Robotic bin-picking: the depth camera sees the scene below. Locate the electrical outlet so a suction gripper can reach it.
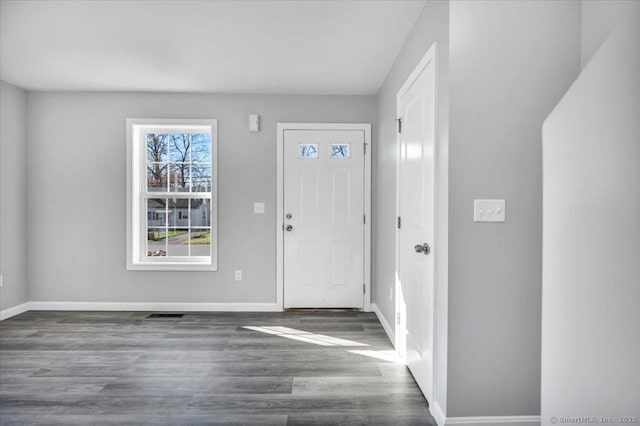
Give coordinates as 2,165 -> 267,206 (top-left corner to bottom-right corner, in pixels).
0,274 -> 3,288
235,270 -> 242,281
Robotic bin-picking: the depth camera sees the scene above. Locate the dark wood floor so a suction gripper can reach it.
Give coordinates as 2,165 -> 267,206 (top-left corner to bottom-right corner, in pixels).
0,311 -> 435,425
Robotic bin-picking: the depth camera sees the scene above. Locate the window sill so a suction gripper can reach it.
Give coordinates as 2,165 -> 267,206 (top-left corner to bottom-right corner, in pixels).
127,262 -> 217,272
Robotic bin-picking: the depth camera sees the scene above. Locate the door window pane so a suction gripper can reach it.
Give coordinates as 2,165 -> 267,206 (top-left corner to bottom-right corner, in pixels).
331,144 -> 350,158
299,144 -> 318,158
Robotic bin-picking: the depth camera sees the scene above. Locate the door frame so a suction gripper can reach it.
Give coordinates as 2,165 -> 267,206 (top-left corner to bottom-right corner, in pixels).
276,123 -> 372,311
394,43 -> 438,394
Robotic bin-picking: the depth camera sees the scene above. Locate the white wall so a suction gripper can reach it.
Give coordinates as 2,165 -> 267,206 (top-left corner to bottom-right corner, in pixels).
0,81 -> 29,312
581,0 -> 640,69
373,0 -> 449,414
26,92 -> 376,304
542,11 -> 640,424
447,0 -> 581,417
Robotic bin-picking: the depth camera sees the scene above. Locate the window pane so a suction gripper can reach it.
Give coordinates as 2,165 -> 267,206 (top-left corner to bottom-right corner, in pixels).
331,144 -> 350,158
192,134 -> 212,163
190,228 -> 211,257
147,198 -> 167,227
169,134 -> 191,163
192,165 -> 212,192
190,199 -> 211,227
299,144 -> 318,158
167,228 -> 190,257
146,228 -> 167,257
147,134 -> 168,162
168,198 -> 189,227
147,163 -> 168,192
169,164 -> 190,192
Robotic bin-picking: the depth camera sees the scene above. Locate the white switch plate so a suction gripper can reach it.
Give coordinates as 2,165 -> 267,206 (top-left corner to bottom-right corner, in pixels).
249,114 -> 260,132
253,202 -> 265,214
474,199 -> 506,222
0,274 -> 3,287
235,270 -> 242,281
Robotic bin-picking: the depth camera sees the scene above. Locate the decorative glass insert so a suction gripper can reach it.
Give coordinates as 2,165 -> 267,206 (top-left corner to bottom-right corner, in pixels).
331,144 -> 350,158
299,144 -> 318,158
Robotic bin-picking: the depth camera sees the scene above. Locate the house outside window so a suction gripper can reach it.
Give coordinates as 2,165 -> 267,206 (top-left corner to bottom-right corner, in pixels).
126,118 -> 217,271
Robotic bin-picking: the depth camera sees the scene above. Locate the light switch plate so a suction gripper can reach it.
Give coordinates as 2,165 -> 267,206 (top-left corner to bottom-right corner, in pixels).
474,199 -> 506,222
249,114 -> 260,132
235,270 -> 242,281
254,202 -> 265,214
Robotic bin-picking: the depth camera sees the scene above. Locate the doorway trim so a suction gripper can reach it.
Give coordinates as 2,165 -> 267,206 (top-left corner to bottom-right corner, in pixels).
276,123 -> 372,311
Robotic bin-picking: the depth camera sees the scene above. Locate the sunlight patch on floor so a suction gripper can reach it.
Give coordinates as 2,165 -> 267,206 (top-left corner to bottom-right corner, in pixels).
243,326 -> 369,347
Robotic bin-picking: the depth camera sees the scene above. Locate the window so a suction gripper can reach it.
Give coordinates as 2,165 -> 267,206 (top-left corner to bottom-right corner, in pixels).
127,119 -> 217,270
299,143 -> 318,158
330,143 -> 350,158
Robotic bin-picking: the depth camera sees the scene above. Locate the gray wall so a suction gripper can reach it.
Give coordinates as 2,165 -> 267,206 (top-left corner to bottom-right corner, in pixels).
0,81 -> 29,312
581,0 -> 640,69
373,0 -> 450,413
542,12 -> 640,424
26,92 -> 376,303
447,0 -> 581,417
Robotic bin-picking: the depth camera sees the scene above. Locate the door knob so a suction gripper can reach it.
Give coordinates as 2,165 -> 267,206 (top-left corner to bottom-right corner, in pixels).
414,243 -> 430,255
286,225 -> 293,232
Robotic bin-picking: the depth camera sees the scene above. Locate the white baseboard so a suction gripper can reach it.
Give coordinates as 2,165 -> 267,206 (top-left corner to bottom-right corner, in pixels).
0,302 -> 30,321
431,400 -> 446,426
25,301 -> 281,312
445,416 -> 540,426
371,303 -> 395,344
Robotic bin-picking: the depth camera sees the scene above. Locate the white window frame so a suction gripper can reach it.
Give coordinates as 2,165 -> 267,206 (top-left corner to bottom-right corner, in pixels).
126,118 -> 218,271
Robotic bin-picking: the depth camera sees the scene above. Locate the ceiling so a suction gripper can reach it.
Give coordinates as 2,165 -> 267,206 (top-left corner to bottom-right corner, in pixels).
0,0 -> 426,95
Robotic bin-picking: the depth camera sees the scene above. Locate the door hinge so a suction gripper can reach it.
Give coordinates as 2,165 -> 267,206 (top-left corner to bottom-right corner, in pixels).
397,216 -> 401,229
363,284 -> 366,294
363,214 -> 366,224
364,142 -> 367,155
396,312 -> 401,325
396,118 -> 402,133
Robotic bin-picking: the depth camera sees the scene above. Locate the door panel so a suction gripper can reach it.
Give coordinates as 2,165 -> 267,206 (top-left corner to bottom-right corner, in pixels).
397,46 -> 436,401
284,130 -> 365,308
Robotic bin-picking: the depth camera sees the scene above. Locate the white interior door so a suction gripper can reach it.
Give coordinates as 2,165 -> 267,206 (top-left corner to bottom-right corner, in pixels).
396,45 -> 436,401
283,129 -> 365,308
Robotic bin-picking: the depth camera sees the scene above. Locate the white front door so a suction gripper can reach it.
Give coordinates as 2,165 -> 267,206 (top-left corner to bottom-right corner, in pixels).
396,44 -> 437,401
283,128 -> 366,309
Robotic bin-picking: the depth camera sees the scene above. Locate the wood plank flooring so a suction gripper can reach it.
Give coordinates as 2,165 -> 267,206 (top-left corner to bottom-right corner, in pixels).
0,311 -> 435,425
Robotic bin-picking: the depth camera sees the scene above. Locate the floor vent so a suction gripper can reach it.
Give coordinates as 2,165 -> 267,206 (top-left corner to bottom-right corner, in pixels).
146,313 -> 185,319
